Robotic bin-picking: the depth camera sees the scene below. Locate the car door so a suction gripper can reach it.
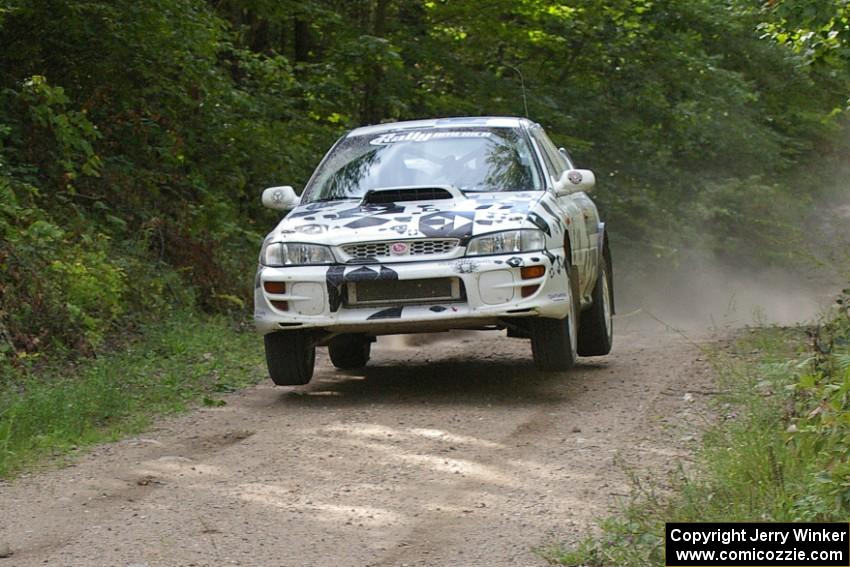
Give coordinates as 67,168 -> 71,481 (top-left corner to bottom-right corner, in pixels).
528,126 -> 597,299
548,139 -> 601,298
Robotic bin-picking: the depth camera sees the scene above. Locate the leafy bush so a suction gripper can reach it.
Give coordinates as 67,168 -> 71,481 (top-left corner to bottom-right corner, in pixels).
48,237 -> 126,347
0,179 -> 124,358
14,75 -> 102,180
786,287 -> 850,519
691,177 -> 807,264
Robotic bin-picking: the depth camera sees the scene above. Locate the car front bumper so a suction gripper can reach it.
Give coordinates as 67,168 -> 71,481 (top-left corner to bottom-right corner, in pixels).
254,249 -> 570,336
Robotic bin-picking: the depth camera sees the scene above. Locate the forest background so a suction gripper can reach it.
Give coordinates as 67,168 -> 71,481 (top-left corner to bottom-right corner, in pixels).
1,0 -> 848,369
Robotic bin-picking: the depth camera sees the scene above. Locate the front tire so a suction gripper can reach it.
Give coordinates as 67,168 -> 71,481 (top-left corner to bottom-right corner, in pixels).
328,334 -> 371,369
530,267 -> 579,371
264,331 -> 315,386
577,253 -> 614,357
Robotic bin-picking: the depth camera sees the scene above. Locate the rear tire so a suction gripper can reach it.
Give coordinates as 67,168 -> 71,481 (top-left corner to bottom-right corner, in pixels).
531,266 -> 579,371
264,331 -> 315,386
328,334 -> 371,369
577,253 -> 614,357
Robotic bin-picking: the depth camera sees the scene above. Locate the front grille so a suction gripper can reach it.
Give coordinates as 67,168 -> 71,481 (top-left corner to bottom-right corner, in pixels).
346,277 -> 463,306
341,239 -> 459,261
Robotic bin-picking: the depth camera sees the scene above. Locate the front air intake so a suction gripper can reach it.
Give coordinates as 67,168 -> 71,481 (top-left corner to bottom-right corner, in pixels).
362,187 -> 455,204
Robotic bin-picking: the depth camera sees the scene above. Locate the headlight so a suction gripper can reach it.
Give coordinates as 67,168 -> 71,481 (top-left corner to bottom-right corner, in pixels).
466,229 -> 545,256
260,242 -> 335,266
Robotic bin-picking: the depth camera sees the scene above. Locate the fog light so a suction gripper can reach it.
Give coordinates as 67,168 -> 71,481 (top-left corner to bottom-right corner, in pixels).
521,285 -> 539,298
270,300 -> 289,311
520,265 -> 545,279
264,281 -> 286,294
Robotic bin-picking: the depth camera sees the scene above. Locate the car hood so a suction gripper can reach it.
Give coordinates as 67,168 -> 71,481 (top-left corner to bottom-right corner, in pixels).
271,191 -> 547,246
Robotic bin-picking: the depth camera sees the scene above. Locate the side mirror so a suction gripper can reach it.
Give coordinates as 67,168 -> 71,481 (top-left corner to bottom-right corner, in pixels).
261,186 -> 300,211
554,169 -> 595,195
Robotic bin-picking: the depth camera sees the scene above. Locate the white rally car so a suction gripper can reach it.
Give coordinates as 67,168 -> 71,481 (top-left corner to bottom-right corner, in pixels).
254,117 -> 613,385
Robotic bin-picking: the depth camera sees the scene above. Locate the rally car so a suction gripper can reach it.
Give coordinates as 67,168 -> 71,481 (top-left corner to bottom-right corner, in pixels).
254,117 -> 613,385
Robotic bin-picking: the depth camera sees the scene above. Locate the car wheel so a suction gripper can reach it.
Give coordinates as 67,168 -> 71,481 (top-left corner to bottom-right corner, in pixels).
264,331 -> 315,386
577,252 -> 614,356
328,334 -> 371,369
530,266 -> 579,371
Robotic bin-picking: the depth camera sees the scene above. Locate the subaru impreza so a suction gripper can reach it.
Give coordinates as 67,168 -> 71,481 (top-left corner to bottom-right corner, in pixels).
254,117 -> 613,385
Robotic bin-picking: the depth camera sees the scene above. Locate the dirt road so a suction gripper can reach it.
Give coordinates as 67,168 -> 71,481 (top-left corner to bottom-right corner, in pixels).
0,323 -> 714,566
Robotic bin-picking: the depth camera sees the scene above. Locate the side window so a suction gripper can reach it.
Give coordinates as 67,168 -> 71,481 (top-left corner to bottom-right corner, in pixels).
559,147 -> 575,169
529,127 -> 560,184
539,131 -> 570,174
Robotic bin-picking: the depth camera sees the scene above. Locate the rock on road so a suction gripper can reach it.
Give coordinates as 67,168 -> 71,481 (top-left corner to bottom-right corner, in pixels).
0,324 -> 713,566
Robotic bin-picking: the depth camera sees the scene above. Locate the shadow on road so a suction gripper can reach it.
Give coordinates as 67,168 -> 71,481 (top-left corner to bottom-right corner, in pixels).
274,353 -> 610,408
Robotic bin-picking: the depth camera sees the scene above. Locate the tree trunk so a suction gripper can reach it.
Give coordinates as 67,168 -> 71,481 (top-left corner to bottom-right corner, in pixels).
294,18 -> 310,62
361,0 -> 390,125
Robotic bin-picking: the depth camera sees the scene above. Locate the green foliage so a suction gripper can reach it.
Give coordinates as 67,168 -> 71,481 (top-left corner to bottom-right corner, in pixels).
691,177 -> 806,264
758,1 -> 850,69
0,177 -> 125,357
11,75 -> 102,181
785,288 -> 850,519
543,291 -> 850,566
48,238 -> 125,347
0,311 -> 263,477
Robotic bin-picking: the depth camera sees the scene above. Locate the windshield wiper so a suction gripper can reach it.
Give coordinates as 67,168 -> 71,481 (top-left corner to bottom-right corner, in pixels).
309,196 -> 359,203
463,188 -> 532,193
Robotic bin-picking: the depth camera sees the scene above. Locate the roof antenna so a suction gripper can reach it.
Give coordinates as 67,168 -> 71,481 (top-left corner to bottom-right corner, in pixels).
502,64 -> 529,118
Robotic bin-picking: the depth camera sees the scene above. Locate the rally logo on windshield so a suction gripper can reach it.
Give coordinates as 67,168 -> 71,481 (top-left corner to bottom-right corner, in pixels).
370,131 -> 492,145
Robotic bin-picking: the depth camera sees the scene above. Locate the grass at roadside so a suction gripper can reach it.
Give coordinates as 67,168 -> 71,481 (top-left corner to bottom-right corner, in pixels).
542,290 -> 850,566
0,311 -> 263,478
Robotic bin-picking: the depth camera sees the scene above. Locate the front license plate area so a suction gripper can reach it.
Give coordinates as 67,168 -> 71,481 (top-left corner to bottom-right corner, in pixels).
347,278 -> 462,306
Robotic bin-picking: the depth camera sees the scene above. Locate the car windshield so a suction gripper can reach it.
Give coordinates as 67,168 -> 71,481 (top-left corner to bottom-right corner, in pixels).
301,127 -> 542,202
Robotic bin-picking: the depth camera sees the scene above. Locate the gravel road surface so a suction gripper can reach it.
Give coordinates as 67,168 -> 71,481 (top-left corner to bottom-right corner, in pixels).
0,322 -> 714,566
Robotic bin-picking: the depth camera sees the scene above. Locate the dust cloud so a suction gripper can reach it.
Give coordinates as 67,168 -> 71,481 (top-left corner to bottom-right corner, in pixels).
614,260 -> 839,332
616,184 -> 850,333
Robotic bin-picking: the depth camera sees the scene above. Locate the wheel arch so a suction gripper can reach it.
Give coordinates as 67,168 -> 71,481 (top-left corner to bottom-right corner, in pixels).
596,222 -> 614,314
563,231 -> 573,267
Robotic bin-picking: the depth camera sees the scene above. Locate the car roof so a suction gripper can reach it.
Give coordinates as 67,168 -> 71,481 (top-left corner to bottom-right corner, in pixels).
347,116 -> 535,138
